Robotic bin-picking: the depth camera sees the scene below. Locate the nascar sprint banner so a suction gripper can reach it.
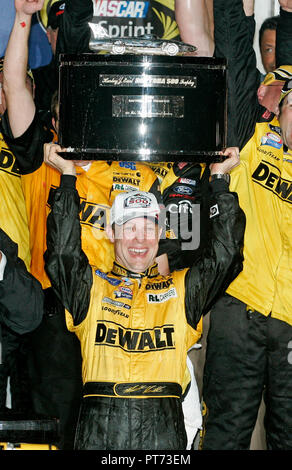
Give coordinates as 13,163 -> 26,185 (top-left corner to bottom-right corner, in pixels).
39,0 -> 179,40
92,0 -> 179,40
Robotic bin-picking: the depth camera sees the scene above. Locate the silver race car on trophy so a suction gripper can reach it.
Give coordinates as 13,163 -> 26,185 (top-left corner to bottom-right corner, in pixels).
88,23 -> 197,56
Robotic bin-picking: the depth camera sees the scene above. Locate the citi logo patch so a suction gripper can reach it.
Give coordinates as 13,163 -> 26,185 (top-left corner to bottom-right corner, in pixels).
147,287 -> 177,303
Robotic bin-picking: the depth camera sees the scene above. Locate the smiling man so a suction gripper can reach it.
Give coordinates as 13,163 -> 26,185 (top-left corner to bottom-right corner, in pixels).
44,144 -> 245,450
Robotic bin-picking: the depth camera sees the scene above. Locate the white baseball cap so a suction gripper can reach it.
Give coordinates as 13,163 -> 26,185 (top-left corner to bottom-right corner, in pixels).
110,191 -> 161,226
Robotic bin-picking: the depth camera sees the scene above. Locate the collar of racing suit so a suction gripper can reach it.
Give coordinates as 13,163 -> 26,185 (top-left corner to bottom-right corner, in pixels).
111,261 -> 159,280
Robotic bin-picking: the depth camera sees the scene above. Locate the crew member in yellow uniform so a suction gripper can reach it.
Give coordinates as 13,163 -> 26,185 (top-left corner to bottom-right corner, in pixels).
0,60 -> 32,414
201,0 -> 292,447
44,144 -> 245,450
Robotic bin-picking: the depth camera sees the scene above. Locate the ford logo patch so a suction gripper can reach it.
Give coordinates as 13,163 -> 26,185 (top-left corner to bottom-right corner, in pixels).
173,185 -> 193,195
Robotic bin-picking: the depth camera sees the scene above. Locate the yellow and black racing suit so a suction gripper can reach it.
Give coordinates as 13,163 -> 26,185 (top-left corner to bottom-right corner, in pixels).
202,0 -> 292,450
44,174 -> 245,450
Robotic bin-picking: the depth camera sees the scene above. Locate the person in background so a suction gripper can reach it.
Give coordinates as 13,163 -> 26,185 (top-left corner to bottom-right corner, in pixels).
0,228 -> 43,412
0,56 -> 33,414
259,14 -> 280,75
201,0 -> 292,450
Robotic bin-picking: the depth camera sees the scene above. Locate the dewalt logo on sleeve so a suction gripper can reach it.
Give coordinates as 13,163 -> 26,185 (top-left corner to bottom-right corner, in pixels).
252,160 -> 292,203
227,117 -> 292,326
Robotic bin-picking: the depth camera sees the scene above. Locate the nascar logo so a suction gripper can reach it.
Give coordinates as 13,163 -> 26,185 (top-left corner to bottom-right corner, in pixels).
94,1 -> 149,18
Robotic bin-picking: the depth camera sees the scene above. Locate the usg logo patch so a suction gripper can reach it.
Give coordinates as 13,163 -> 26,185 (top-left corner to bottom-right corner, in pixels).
147,287 -> 177,303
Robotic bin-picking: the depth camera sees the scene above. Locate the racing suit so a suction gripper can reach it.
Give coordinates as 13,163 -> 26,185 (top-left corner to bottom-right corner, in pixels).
0,125 -> 32,412
202,0 -> 292,450
44,174 -> 245,450
0,228 -> 43,410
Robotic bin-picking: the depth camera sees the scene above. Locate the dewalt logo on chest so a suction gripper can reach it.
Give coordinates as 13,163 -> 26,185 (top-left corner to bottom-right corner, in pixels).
252,160 -> 292,203
95,320 -> 175,352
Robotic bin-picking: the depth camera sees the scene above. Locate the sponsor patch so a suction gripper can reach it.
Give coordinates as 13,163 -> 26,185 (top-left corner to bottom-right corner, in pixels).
102,297 -> 131,310
95,269 -> 122,286
173,185 -> 193,196
261,132 -> 283,149
147,287 -> 177,303
210,204 -> 219,218
124,192 -> 152,209
119,161 -> 137,170
114,286 -> 133,299
112,183 -> 137,192
178,177 -> 197,186
95,320 -> 175,351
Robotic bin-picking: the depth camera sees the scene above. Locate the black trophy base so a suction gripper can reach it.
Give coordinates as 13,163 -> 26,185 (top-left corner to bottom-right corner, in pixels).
59,54 -> 227,162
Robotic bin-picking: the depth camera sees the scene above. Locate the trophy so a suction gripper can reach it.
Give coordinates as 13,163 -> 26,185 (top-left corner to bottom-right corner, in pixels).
58,24 -> 227,162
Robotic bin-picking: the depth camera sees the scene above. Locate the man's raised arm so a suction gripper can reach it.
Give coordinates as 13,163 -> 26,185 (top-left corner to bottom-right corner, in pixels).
175,0 -> 214,56
3,0 -> 44,138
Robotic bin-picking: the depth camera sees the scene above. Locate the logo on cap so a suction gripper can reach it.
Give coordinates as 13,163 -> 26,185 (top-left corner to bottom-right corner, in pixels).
124,193 -> 152,209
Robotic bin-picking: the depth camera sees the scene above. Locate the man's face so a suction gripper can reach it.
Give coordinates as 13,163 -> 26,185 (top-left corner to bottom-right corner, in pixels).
260,28 -> 276,73
111,217 -> 161,273
278,93 -> 292,150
